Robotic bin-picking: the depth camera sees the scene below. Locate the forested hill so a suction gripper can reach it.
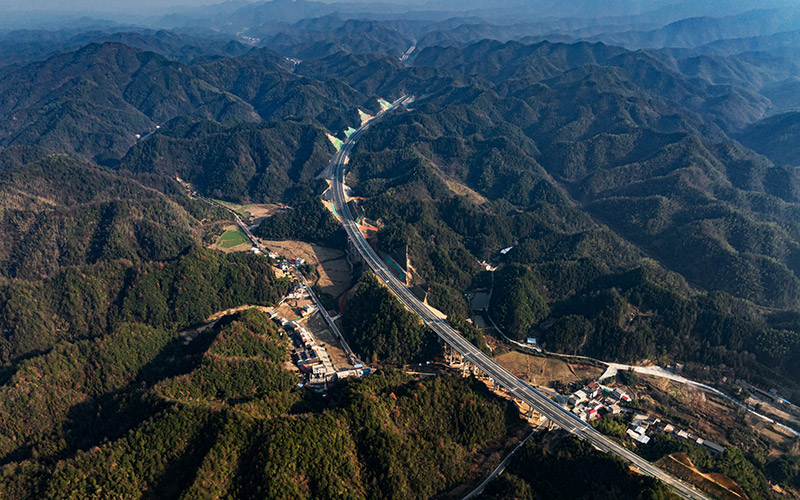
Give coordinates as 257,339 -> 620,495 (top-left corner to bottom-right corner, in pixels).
0,308 -> 526,500
338,37 -> 800,395
0,148 -> 293,363
0,147 -> 199,279
1,1 -> 800,497
0,41 -> 376,162
118,119 -> 335,203
0,23 -> 799,388
738,111 -> 800,167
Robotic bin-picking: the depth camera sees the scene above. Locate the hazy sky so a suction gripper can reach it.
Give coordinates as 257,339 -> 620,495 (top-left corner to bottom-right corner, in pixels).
0,0 -> 387,13
1,0 -> 227,13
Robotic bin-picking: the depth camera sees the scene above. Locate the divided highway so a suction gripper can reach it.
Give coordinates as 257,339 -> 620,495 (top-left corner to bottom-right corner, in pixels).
326,97 -> 711,500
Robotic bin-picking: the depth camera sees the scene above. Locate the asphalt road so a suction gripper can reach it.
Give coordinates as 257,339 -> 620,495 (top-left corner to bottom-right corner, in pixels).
327,96 -> 711,500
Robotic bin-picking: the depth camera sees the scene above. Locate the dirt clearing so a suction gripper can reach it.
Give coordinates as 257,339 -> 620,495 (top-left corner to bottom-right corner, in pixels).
262,239 -> 352,299
240,203 -> 283,224
643,377 -> 749,445
302,313 -> 351,370
493,351 -> 603,388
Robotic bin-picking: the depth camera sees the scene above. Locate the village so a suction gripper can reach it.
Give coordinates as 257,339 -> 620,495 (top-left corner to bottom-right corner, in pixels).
258,254 -> 372,389
268,282 -> 371,389
558,380 -> 725,456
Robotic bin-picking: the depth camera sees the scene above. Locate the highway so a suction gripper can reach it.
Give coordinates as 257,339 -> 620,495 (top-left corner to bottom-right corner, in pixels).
326,96 -> 711,500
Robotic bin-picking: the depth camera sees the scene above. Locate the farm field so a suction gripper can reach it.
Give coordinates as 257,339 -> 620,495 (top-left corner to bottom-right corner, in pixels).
213,200 -> 284,224
215,227 -> 249,249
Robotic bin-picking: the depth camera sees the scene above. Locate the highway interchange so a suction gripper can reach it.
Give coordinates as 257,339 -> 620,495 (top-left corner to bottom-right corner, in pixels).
325,97 -> 711,500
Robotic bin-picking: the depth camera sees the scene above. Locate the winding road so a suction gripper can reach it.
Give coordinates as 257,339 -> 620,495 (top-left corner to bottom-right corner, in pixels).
325,95 -> 711,500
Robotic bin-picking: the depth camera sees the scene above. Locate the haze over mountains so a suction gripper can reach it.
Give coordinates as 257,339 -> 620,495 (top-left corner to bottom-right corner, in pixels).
2,1 -> 800,499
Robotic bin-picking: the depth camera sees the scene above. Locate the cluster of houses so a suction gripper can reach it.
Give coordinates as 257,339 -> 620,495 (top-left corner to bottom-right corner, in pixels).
285,320 -> 337,386
271,312 -> 370,388
556,382 -> 630,421
556,381 -> 725,456
278,257 -> 306,271
286,284 -> 305,301
626,414 -> 725,455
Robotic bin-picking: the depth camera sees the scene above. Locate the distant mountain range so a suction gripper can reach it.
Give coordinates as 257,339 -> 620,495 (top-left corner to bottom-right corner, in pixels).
0,41 -> 374,162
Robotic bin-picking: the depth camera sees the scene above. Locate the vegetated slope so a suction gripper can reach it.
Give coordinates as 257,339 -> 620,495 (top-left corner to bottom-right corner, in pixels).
188,55 -> 377,133
0,146 -> 291,363
262,18 -> 414,60
344,39 -> 800,394
342,272 -> 443,365
0,14 -> 798,500
296,51 -> 462,101
0,308 -> 524,500
737,111 -> 800,166
0,43 -> 260,162
409,39 -> 800,311
0,140 -> 524,500
665,52 -> 800,98
255,197 -> 344,246
0,235 -> 289,367
0,41 -> 378,163
761,77 -> 800,113
481,431 -> 674,499
588,8 -> 800,50
550,132 -> 800,309
0,147 -> 199,279
414,40 -> 771,135
689,29 -> 800,59
0,28 -> 263,69
118,119 -> 335,203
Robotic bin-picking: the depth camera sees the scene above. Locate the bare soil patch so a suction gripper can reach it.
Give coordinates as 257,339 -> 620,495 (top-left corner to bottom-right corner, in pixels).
241,203 -> 282,224
275,297 -> 314,322
435,171 -> 488,205
206,305 -> 272,322
262,239 -> 352,299
643,377 -> 744,445
493,351 -> 603,388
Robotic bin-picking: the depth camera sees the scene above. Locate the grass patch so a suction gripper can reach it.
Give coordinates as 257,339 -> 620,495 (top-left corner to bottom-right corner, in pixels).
217,230 -> 249,248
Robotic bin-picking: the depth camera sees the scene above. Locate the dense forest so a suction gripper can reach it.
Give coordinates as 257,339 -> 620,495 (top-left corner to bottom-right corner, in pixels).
481,432 -> 675,500
118,119 -> 335,204
351,129 -> 800,395
0,309 -> 526,500
342,273 -> 442,364
0,42 -> 377,163
333,40 -> 800,396
256,197 -> 345,246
